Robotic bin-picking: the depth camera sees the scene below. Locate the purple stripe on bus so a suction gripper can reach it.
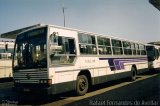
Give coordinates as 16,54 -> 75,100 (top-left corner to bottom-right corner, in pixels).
99,57 -> 147,71
114,59 -> 147,70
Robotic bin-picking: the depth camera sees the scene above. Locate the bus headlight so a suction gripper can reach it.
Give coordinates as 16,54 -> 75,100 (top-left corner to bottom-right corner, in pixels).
39,79 -> 52,85
14,79 -> 20,83
48,79 -> 52,85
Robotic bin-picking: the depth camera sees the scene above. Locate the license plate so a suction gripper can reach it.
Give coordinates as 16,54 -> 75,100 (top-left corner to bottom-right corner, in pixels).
23,88 -> 30,92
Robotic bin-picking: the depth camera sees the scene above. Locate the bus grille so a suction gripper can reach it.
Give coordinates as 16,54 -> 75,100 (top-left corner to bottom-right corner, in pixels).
13,68 -> 48,83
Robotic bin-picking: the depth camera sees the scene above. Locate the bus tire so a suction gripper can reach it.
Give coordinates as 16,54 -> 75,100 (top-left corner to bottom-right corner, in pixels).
76,75 -> 89,96
130,67 -> 137,81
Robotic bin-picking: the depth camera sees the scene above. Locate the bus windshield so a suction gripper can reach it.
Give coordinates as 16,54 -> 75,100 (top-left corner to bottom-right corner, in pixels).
13,27 -> 47,69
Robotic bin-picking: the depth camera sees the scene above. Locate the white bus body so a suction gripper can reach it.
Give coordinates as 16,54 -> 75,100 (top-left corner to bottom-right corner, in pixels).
13,25 -> 148,95
146,44 -> 160,70
0,38 -> 14,79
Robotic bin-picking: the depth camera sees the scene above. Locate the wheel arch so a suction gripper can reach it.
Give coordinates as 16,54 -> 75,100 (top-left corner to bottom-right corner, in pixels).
132,64 -> 138,74
77,70 -> 92,87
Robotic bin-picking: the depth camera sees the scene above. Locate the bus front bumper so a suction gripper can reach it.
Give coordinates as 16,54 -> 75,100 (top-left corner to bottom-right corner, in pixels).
13,84 -> 53,95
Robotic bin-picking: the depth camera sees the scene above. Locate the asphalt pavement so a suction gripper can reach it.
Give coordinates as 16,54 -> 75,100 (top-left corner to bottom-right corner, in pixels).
0,71 -> 159,106
66,72 -> 160,106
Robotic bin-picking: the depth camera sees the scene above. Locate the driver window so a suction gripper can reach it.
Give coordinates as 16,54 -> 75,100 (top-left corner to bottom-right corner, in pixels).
50,34 -> 76,65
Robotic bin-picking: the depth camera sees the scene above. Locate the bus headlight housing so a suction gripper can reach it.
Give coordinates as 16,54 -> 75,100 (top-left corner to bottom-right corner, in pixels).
39,79 -> 52,85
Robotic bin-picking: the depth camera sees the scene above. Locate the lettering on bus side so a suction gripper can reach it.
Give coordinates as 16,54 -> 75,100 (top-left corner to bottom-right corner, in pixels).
84,59 -> 96,63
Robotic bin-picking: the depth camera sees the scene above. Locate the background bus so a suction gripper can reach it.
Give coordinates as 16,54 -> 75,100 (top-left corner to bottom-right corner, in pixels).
0,38 -> 14,79
146,44 -> 160,71
12,25 -> 148,96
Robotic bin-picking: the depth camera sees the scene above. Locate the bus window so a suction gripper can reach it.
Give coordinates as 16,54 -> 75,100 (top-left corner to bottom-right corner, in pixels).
135,44 -> 140,55
141,50 -> 146,55
97,37 -> 111,55
131,43 -> 136,55
78,33 -> 97,55
50,36 -> 76,65
123,41 -> 132,55
139,45 -> 146,55
111,39 -> 123,55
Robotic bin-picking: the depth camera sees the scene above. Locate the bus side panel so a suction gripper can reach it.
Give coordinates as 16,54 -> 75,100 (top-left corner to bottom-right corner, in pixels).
153,59 -> 160,69
136,61 -> 148,74
93,58 -> 113,85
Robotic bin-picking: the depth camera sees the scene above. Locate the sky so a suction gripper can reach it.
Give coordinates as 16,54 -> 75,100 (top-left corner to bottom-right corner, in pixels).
0,0 -> 160,43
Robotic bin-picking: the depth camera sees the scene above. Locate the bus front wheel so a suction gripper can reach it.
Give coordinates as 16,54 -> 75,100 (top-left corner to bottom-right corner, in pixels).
76,75 -> 89,96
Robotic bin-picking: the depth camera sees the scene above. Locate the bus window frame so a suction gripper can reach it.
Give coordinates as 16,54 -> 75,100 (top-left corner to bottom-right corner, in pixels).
97,36 -> 112,55
49,34 -> 77,66
78,33 -> 97,55
111,39 -> 123,55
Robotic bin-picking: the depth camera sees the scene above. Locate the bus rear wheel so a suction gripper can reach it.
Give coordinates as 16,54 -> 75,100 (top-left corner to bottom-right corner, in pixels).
76,75 -> 89,96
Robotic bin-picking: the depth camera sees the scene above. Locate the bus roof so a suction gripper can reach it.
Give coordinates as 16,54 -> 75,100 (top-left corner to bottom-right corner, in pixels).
50,24 -> 148,45
16,24 -> 146,45
1,24 -> 43,39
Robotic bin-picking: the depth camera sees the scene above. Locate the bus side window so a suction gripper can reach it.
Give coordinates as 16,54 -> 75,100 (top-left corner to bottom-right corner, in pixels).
139,45 -> 146,55
135,44 -> 140,55
97,37 -> 111,55
111,39 -> 123,55
78,33 -> 97,55
123,41 -> 132,55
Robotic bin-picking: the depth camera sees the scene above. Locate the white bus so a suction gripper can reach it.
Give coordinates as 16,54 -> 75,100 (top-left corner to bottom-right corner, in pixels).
0,38 -> 14,79
12,25 -> 148,96
146,44 -> 160,71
